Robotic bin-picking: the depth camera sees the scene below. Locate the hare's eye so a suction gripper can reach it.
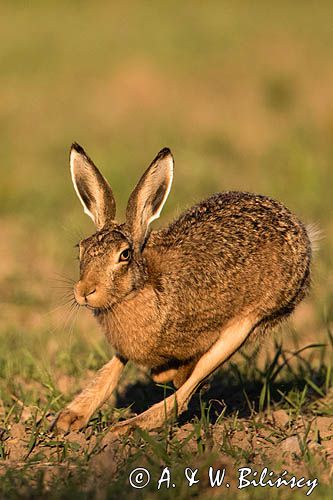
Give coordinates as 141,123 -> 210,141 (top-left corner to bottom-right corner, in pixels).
119,248 -> 131,262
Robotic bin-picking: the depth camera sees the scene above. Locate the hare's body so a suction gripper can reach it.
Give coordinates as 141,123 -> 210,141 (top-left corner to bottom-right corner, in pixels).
98,191 -> 310,374
54,144 -> 312,433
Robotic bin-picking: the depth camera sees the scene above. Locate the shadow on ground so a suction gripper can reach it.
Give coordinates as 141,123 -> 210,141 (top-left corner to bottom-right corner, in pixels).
114,358 -> 327,425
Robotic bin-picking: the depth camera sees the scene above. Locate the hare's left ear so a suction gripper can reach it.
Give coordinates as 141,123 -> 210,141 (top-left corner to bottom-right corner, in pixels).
70,143 -> 116,229
126,147 -> 173,251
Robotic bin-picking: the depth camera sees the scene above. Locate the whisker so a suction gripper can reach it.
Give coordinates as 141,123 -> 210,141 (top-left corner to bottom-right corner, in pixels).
50,287 -> 74,297
45,300 -> 77,337
52,273 -> 76,284
50,282 -> 75,291
50,283 -> 73,289
44,296 -> 77,317
67,304 -> 80,339
60,301 -> 80,336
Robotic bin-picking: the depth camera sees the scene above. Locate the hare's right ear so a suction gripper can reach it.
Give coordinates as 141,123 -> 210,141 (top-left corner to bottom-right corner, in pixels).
126,147 -> 173,251
70,143 -> 116,230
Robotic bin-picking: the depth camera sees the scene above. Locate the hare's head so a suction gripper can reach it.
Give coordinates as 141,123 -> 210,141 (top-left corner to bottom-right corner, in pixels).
70,143 -> 173,310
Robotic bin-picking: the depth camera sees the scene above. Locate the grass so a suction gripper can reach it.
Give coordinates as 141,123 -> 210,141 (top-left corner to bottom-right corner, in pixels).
0,1 -> 333,498
0,331 -> 331,498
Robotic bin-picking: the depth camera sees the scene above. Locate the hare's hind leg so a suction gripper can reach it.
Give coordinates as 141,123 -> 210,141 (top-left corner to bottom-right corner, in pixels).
54,355 -> 127,432
110,315 -> 257,434
173,360 -> 197,388
151,366 -> 178,384
151,359 -> 197,388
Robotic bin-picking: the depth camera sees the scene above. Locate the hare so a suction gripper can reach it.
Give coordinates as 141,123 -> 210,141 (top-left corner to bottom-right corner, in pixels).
55,143 -> 312,433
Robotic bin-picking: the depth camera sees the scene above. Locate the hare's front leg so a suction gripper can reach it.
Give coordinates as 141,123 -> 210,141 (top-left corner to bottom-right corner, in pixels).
55,354 -> 127,432
109,315 -> 256,435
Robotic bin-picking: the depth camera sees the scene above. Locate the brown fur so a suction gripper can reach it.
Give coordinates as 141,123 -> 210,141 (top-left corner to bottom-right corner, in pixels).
54,144 -> 312,433
96,192 -> 311,369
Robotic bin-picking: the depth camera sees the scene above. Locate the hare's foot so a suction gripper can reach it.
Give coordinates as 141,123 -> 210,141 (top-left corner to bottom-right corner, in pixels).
54,407 -> 89,432
52,355 -> 127,433
110,392 -> 184,436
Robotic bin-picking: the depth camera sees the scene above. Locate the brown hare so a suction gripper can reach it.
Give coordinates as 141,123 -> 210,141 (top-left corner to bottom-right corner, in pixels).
55,143 -> 312,433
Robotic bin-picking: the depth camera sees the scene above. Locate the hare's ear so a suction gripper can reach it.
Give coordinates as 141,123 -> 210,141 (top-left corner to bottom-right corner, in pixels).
126,147 -> 173,250
70,143 -> 116,229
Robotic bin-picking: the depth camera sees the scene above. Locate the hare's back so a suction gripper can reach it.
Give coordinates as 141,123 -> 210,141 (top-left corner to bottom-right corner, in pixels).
153,191 -> 309,254
148,191 -> 311,304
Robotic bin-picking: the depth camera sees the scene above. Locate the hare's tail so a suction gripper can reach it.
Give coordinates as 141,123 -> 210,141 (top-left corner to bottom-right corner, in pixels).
306,223 -> 323,253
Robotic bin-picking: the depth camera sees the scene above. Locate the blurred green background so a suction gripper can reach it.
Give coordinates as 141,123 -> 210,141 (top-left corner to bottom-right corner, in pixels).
0,1 -> 332,402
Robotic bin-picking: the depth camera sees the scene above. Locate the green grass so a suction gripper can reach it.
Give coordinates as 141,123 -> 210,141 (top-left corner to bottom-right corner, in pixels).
0,1 -> 333,498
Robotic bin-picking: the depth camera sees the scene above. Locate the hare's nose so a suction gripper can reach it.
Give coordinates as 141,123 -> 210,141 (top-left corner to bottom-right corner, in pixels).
74,282 -> 97,305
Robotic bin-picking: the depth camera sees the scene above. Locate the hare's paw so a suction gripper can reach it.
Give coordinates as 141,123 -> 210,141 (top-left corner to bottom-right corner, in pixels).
110,395 -> 181,436
53,408 -> 88,433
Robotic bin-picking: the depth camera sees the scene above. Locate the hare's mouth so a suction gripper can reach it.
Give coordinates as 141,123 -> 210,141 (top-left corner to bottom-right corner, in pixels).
90,304 -> 111,311
85,304 -> 97,311
74,281 -> 112,309
80,302 -> 112,313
